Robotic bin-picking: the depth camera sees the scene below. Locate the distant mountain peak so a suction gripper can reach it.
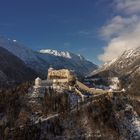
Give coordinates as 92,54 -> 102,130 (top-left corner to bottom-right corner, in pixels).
0,36 -> 97,77
90,46 -> 140,78
39,49 -> 72,59
39,49 -> 87,61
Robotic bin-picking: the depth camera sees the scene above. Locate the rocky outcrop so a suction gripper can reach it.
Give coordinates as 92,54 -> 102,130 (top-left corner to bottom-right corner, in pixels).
6,90 -> 140,140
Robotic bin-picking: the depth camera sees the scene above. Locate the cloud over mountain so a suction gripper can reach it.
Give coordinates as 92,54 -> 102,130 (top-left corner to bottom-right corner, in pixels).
98,0 -> 140,62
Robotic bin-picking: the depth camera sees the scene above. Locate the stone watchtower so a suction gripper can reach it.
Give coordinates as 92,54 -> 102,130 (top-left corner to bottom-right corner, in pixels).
35,77 -> 42,87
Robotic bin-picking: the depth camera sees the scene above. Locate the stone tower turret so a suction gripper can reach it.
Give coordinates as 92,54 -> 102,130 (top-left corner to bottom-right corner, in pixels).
35,77 -> 42,87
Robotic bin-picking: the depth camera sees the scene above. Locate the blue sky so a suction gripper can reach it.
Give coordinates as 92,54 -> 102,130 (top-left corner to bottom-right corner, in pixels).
1,0 -> 138,65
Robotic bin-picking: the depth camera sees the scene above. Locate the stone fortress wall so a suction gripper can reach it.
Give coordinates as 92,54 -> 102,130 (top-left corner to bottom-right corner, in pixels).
47,67 -> 75,82
33,67 -> 77,98
34,67 -> 76,89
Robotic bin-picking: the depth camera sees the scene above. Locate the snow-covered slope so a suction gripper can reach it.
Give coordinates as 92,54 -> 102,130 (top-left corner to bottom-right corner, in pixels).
0,36 -> 97,77
90,47 -> 140,94
90,47 -> 140,77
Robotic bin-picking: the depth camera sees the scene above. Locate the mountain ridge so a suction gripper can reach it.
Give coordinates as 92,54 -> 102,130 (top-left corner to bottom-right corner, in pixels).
0,36 -> 97,78
0,47 -> 37,87
89,46 -> 140,94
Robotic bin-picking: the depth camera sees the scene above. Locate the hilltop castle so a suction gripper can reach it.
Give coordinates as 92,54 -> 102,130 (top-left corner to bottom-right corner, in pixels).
47,67 -> 75,82
31,67 -> 93,101
34,68 -> 76,89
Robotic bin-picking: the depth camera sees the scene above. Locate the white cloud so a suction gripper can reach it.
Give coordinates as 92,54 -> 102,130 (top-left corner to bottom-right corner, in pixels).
100,15 -> 138,39
98,0 -> 140,62
99,23 -> 140,62
115,0 -> 140,14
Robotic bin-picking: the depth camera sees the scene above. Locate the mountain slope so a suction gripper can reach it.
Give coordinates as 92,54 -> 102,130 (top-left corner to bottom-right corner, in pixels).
39,49 -> 97,76
90,47 -> 140,94
0,37 -> 49,78
0,37 -> 97,77
0,47 -> 37,87
90,47 -> 140,77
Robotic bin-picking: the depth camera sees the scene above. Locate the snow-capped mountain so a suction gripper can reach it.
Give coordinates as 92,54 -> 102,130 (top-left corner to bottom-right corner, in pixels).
40,49 -> 85,61
90,47 -> 140,77
90,47 -> 140,94
39,49 -> 97,76
40,49 -> 72,59
105,47 -> 140,73
0,36 -> 97,78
